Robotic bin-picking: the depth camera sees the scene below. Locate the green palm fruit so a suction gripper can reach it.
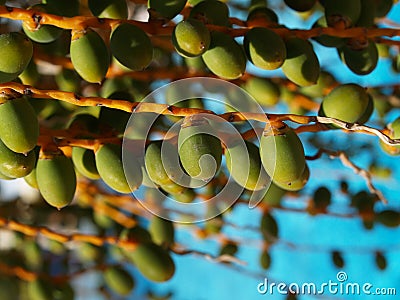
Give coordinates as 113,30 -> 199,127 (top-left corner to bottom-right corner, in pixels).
261,212 -> 278,243
350,190 -> 376,214
129,243 -> 175,282
219,242 -> 238,256
357,94 -> 374,124
67,113 -> 99,133
375,252 -> 387,270
104,266 -> 135,296
300,70 -> 336,98
260,250 -> 271,269
37,150 -> 76,209
0,96 -> 39,153
172,188 -> 196,203
202,31 -> 246,80
172,19 -> 210,58
52,282 -> 74,300
225,140 -> 269,191
77,242 -> 102,262
184,56 -> 208,72
55,69 -> 81,93
260,124 -> 306,184
95,143 -> 142,193
70,30 -> 110,83
120,225 -> 153,244
36,30 -> 71,57
339,40 -> 378,75
24,168 -> 38,188
324,0 -> 361,28
311,186 -> 331,212
27,279 -> 53,300
356,0 -> 376,27
189,0 -> 230,26
99,91 -> 132,133
319,83 -> 371,124
110,23 -> 153,71
261,182 -> 286,207
148,0 -> 187,20
380,117 -> 400,155
160,181 -> 186,195
0,139 -> 35,178
145,140 -> 181,186
247,7 -> 279,24
243,77 -> 281,106
72,147 -> 100,180
88,0 -> 128,19
244,27 -> 286,70
43,0 -> 80,17
282,38 -> 320,86
374,0 -> 393,17
312,17 -> 345,48
0,172 -> 13,180
284,0 -> 316,12
178,118 -> 222,180
273,163 -> 309,191
149,215 -> 175,247
19,58 -> 40,86
0,32 -> 33,83
22,4 -> 63,43
375,210 -> 400,227
332,250 -> 345,268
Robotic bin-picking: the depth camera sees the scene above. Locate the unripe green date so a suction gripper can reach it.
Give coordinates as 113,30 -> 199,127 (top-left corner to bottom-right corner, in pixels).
273,163 -> 309,191
339,40 -> 378,75
72,147 -> 100,180
243,77 -> 280,106
88,0 -> 128,19
27,279 -> 53,300
189,0 -> 230,26
70,30 -> 110,83
37,151 -> 76,209
244,27 -> 286,70
104,266 -> 134,296
260,125 -> 306,184
0,139 -> 36,178
148,215 -> 175,247
0,32 -> 33,83
55,69 -> 81,93
261,212 -> 278,242
202,31 -> 246,80
0,96 -> 39,153
95,143 -> 142,193
172,19 -> 210,58
324,0 -> 361,28
282,38 -> 320,86
312,17 -> 344,48
43,0 -> 80,17
284,0 -> 316,12
149,0 -> 187,20
110,23 -> 153,71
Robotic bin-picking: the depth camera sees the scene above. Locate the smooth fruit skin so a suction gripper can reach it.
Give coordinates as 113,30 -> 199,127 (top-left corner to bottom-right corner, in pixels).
104,266 -> 134,296
95,144 -> 142,193
129,243 -> 175,282
225,140 -> 269,191
260,125 -> 306,184
44,0 -> 80,17
178,120 -> 223,180
0,97 -> 39,153
189,0 -> 230,26
148,0 -> 187,20
340,40 -> 378,75
261,212 -> 278,242
320,83 -> 370,123
282,38 -> 320,86
324,0 -> 361,28
284,0 -> 316,12
37,152 -> 77,209
148,215 -> 175,247
243,77 -> 280,106
244,27 -> 286,70
0,139 -> 36,178
72,147 -> 100,180
172,19 -> 210,58
202,31 -> 246,80
273,163 -> 309,191
110,23 -> 153,71
0,32 -> 33,83
88,0 -> 128,19
70,30 -> 110,83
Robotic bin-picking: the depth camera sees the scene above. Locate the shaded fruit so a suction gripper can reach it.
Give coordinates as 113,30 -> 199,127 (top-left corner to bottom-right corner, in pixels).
24,168 -> 38,188
374,0 -> 393,17
332,250 -> 345,268
72,147 -> 100,180
243,77 -> 280,106
148,0 -> 187,20
319,83 -> 371,124
300,70 -> 336,98
129,243 -> 175,282
247,7 -> 278,25
44,0 -> 80,17
70,30 -> 110,83
380,117 -> 400,155
110,23 -> 153,71
324,0 -> 361,28
225,140 -> 269,191
260,125 -> 306,184
19,58 -> 40,86
339,40 -> 378,75
261,212 -> 278,242
202,31 -> 246,80
148,215 -> 175,247
244,27 -> 286,70
0,139 -> 36,178
284,0 -> 316,12
55,69 -> 81,93
99,91 -> 132,133
27,279 -> 53,300
219,242 -> 238,256
88,0 -> 128,19
189,0 -> 230,26
0,32 -> 33,83
260,250 -> 271,269
261,182 -> 286,207
95,143 -> 142,193
0,96 -> 39,153
104,266 -> 134,296
356,0 -> 376,27
312,186 -> 331,211
375,252 -> 387,270
312,17 -> 345,48
282,38 -> 320,86
22,4 -> 63,43
172,19 -> 210,58
37,151 -> 76,209
178,118 -> 222,180
120,225 -> 153,244
375,210 -> 400,227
